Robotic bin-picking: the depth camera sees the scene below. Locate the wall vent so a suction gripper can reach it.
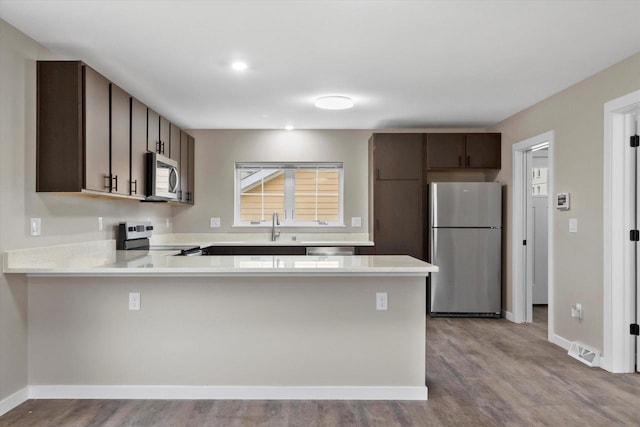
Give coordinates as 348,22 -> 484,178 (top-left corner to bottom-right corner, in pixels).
568,341 -> 600,367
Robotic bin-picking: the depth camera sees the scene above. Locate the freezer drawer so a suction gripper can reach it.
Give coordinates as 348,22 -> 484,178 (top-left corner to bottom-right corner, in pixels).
430,228 -> 501,315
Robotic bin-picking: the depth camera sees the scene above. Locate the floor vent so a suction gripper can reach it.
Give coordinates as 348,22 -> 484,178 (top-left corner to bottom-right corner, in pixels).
568,341 -> 600,367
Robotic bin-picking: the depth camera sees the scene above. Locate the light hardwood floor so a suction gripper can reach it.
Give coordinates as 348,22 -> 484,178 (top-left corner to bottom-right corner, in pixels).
2,308 -> 639,426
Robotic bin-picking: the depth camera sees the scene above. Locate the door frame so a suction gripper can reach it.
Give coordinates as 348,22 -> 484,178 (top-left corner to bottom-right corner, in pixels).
602,89 -> 640,373
511,131 -> 555,341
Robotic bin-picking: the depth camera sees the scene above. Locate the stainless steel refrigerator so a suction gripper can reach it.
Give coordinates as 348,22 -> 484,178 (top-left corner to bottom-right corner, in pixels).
429,182 -> 502,317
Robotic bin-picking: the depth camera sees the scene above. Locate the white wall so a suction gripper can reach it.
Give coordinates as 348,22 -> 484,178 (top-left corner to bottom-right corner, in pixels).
491,52 -> 640,352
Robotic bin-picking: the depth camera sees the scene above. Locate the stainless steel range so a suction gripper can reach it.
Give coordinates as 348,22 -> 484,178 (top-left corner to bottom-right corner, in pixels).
117,221 -> 202,255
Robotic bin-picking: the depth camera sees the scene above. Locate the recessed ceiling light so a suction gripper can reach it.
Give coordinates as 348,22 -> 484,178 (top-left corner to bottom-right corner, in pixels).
231,61 -> 248,71
284,125 -> 294,131
315,95 -> 354,110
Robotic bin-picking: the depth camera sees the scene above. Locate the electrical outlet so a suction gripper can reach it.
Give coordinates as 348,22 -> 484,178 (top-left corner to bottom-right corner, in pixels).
351,217 -> 362,227
571,303 -> 582,319
98,217 -> 103,231
376,292 -> 388,311
30,218 -> 41,236
129,292 -> 141,311
210,217 -> 221,228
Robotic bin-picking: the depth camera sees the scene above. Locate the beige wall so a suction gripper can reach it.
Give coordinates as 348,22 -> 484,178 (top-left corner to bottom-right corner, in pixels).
491,52 -> 640,352
0,20 -> 174,402
173,129 -> 374,235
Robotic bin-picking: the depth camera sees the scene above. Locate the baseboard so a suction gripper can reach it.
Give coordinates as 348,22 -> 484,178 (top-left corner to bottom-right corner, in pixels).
550,333 -> 572,351
29,385 -> 428,401
502,309 -> 515,322
0,387 -> 29,417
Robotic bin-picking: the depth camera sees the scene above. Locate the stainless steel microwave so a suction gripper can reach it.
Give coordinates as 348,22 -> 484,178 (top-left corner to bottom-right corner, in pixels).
146,152 -> 179,201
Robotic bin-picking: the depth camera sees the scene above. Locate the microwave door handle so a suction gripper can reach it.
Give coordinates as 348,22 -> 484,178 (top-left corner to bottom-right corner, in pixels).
170,167 -> 179,193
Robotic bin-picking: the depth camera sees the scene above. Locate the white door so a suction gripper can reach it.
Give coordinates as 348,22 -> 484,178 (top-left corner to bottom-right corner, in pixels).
525,150 -> 534,323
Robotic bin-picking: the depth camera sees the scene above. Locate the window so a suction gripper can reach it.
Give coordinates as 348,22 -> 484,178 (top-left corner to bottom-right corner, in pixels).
235,162 -> 344,226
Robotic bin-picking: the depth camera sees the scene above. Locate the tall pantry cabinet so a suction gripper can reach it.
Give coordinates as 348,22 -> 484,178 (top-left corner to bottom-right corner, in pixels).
370,133 -> 424,259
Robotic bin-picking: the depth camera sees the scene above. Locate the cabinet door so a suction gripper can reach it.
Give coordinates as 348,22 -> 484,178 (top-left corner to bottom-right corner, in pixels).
426,134 -> 466,169
83,66 -> 110,192
465,134 -> 501,168
374,180 -> 423,259
130,97 -> 147,197
109,84 -> 130,195
160,116 -> 170,156
179,131 -> 189,202
187,135 -> 195,204
147,108 -> 160,153
169,123 -> 181,162
373,133 -> 422,180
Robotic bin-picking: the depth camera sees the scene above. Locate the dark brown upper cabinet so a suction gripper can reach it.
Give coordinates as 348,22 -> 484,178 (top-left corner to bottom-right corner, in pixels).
426,133 -> 501,170
83,66 -> 111,193
37,61 -> 112,194
130,97 -> 147,198
372,133 -> 423,180
465,133 -> 501,168
160,116 -> 170,156
109,83 -> 131,196
37,60 -> 196,204
179,131 -> 189,203
169,123 -> 181,162
186,134 -> 195,205
147,108 -> 161,154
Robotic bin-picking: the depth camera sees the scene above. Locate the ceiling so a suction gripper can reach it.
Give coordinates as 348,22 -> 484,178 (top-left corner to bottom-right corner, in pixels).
1,0 -> 639,130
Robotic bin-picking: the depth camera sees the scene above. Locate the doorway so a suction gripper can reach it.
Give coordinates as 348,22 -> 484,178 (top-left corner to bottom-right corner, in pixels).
512,131 -> 555,343
603,89 -> 640,373
531,147 -> 549,333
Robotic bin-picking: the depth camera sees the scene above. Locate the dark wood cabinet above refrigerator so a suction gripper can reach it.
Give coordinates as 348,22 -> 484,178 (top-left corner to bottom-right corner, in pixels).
426,133 -> 501,170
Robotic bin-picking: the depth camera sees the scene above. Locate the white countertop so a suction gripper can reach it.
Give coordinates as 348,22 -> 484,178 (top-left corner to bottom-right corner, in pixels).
3,240 -> 437,277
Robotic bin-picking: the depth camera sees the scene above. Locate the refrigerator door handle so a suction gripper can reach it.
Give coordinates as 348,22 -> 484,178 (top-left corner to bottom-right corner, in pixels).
431,228 -> 437,263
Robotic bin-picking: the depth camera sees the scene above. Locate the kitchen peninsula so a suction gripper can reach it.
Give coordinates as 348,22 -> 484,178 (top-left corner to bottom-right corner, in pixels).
3,240 -> 437,401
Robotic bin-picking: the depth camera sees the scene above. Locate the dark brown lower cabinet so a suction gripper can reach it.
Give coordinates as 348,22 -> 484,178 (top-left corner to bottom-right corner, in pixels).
373,180 -> 423,259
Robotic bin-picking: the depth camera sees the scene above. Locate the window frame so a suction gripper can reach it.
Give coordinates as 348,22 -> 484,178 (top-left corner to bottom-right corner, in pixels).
234,162 -> 345,227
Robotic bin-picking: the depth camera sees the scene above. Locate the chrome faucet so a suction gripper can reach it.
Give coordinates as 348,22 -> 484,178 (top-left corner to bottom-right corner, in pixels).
271,211 -> 280,241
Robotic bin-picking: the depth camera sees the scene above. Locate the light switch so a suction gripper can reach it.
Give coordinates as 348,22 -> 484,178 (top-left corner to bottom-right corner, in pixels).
569,218 -> 578,233
210,217 -> 221,228
351,217 -> 362,227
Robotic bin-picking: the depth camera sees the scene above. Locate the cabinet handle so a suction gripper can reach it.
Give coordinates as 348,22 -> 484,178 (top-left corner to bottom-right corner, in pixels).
131,179 -> 137,195
156,140 -> 160,153
458,156 -> 462,167
177,190 -> 182,200
104,174 -> 111,190
466,156 -> 471,167
112,175 -> 118,192
376,168 -> 380,180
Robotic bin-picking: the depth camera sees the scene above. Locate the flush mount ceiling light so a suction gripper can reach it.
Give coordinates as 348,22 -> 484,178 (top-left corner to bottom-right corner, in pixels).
231,61 -> 248,71
314,95 -> 354,110
284,125 -> 295,131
